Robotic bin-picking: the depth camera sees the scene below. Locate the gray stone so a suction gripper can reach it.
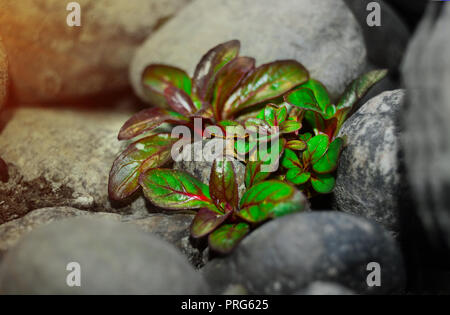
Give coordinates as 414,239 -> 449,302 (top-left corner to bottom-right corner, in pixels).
131,0 -> 367,101
344,0 -> 410,71
173,139 -> 246,198
0,0 -> 190,103
203,211 -> 405,294
0,108 -> 150,224
334,90 -> 405,233
402,4 -> 450,247
0,207 -> 203,266
0,217 -> 208,294
294,281 -> 355,295
0,39 -> 7,110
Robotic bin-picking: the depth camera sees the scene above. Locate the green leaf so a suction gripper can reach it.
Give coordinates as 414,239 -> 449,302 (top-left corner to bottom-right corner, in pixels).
285,139 -> 307,151
211,56 -> 255,121
279,120 -> 302,134
258,104 -> 288,127
299,79 -> 331,110
245,161 -> 270,188
108,133 -> 177,200
311,173 -> 336,194
210,160 -> 239,211
238,180 -> 307,223
191,208 -> 230,238
142,65 -> 192,109
286,168 -> 310,185
337,69 -> 388,110
118,108 -> 190,140
139,168 -> 216,211
281,149 -> 301,169
224,60 -> 309,118
193,40 -> 240,101
208,223 -> 250,254
303,134 -> 329,165
312,137 -> 344,174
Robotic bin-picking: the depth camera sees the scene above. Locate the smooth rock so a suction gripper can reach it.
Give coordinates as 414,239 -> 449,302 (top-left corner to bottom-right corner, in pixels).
0,39 -> 8,109
131,0 -> 367,101
402,4 -> 450,248
344,0 -> 410,71
0,207 -> 203,266
0,217 -> 207,294
0,108 -> 147,223
294,281 -> 355,295
334,90 -> 406,233
0,0 -> 190,103
173,139 -> 246,198
203,211 -> 405,294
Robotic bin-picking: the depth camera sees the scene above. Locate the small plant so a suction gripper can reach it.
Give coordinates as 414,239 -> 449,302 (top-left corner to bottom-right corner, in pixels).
109,40 -> 309,201
139,160 -> 307,253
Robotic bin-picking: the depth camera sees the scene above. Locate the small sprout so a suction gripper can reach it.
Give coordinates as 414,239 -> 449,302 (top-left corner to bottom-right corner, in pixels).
282,134 -> 344,196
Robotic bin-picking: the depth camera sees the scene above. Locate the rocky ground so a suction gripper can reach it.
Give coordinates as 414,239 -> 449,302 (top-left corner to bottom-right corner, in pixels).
0,0 -> 448,294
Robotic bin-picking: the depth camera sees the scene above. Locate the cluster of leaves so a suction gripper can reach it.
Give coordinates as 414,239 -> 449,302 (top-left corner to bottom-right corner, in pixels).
108,39 -> 387,253
109,40 -> 309,201
0,157 -> 8,183
139,160 -> 307,253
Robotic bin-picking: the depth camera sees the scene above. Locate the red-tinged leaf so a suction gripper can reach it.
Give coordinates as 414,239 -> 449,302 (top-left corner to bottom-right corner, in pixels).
286,168 -> 310,185
224,60 -> 309,118
108,133 -> 177,200
191,208 -> 231,238
299,79 -> 331,111
245,161 -> 270,188
210,160 -> 239,211
257,104 -> 288,127
337,69 -> 388,111
208,223 -> 250,254
193,40 -> 241,101
211,56 -> 255,121
118,107 -> 190,140
164,85 -> 197,116
285,139 -> 307,151
139,168 -> 217,211
142,65 -> 192,108
303,134 -> 330,165
312,137 -> 344,174
238,180 -> 307,223
311,173 -> 336,194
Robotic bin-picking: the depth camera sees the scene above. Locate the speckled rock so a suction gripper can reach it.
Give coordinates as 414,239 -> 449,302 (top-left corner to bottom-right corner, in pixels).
131,0 -> 367,102
0,0 -> 190,103
402,4 -> 450,247
0,217 -> 208,294
334,90 -> 406,233
0,108 -> 148,224
0,39 -> 8,110
0,207 -> 203,266
294,281 -> 355,295
173,139 -> 246,198
203,211 -> 405,294
344,0 -> 410,71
